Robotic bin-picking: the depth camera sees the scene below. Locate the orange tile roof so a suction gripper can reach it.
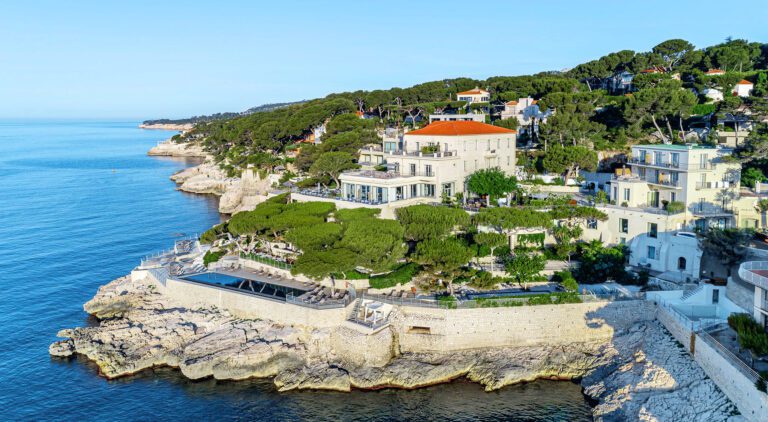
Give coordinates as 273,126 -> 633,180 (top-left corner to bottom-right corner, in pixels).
457,88 -> 489,95
505,100 -> 518,106
407,121 -> 516,136
737,79 -> 753,85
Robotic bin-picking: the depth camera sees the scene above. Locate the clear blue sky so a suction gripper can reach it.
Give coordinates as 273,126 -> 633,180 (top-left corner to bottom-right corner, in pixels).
1,0 -> 766,119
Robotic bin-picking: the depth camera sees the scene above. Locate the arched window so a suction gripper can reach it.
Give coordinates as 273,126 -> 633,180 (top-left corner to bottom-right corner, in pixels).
678,257 -> 687,271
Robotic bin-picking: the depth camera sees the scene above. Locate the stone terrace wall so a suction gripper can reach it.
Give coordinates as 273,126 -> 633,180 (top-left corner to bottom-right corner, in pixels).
694,336 -> 768,421
162,277 -> 349,328
655,304 -> 693,351
394,300 -> 656,353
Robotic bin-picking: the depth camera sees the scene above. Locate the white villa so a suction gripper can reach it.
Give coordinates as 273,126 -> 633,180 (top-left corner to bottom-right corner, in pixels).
584,144 -> 742,280
733,79 -> 754,97
500,97 -> 550,134
293,121 -> 516,218
456,87 -> 490,104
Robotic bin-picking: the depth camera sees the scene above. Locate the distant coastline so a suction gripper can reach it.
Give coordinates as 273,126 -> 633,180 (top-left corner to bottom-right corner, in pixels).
138,123 -> 193,131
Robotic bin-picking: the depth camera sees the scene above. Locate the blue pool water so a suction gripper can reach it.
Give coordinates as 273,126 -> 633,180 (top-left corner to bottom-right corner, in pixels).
0,120 -> 593,421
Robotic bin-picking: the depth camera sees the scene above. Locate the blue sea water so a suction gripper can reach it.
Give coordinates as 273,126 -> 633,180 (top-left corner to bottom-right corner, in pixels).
0,120 -> 593,421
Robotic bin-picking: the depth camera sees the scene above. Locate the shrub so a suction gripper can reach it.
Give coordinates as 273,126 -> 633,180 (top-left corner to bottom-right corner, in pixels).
438,295 -> 457,309
369,263 -> 420,289
203,250 -> 225,267
665,201 -> 685,214
728,313 -> 768,356
554,270 -> 579,292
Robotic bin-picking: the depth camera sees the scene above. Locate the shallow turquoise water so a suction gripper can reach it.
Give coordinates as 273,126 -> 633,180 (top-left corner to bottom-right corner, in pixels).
0,120 -> 592,421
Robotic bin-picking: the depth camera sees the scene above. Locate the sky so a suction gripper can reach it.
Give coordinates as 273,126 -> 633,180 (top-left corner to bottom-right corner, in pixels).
1,0 -> 767,119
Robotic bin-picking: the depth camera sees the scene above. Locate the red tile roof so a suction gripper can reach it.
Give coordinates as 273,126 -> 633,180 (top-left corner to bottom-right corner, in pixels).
457,88 -> 489,95
737,79 -> 753,85
407,121 -> 516,136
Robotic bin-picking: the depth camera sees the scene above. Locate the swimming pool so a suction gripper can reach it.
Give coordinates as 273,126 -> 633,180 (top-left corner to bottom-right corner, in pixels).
181,272 -> 308,299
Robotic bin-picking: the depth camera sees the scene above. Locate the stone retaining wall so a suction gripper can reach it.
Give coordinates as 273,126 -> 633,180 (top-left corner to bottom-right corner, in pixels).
694,336 -> 768,421
655,304 -> 768,421
161,276 -> 350,328
394,300 -> 656,352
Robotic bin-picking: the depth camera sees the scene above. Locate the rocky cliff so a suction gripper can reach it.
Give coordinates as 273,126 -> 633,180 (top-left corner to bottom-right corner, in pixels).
50,275 -> 739,421
148,141 -> 270,214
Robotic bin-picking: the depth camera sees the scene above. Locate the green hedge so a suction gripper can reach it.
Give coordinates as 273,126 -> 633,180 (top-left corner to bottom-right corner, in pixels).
728,313 -> 768,355
203,250 -> 225,267
369,263 -> 420,289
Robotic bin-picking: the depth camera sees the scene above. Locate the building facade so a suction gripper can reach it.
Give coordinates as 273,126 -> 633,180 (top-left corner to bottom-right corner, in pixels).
456,87 -> 490,104
584,144 -> 742,280
293,121 -> 516,218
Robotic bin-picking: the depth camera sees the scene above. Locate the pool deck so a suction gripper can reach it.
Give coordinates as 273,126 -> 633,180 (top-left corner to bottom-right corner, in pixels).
213,268 -> 312,291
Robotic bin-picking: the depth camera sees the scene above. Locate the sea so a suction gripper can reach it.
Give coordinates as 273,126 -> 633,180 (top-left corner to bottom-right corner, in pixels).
0,120 -> 593,421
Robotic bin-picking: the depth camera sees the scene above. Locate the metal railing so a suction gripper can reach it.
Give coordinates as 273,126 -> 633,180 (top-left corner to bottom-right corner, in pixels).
698,328 -> 761,384
627,157 -> 681,169
738,261 -> 768,290
286,293 -> 348,309
360,293 -> 441,308
240,252 -> 293,270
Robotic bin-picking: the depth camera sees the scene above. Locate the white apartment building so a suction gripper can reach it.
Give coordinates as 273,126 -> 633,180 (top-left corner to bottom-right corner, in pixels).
293,121 -> 516,218
456,87 -> 490,104
584,144 -> 741,279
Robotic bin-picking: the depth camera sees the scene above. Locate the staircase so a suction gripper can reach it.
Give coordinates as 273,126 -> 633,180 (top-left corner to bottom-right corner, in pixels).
680,284 -> 704,302
347,298 -> 363,322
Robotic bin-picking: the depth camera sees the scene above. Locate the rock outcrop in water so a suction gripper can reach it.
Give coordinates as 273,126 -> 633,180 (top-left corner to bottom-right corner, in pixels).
147,139 -> 206,157
50,275 -> 740,421
149,142 -> 271,214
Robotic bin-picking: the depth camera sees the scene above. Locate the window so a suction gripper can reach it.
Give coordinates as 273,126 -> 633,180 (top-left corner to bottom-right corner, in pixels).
410,184 -> 417,198
620,237 -> 626,245
671,153 -> 679,167
409,164 -> 416,176
424,184 -> 435,197
425,165 -> 433,177
670,192 -> 676,202
442,183 -> 453,197
648,223 -> 658,238
623,188 -> 630,201
654,151 -> 663,165
587,219 -> 598,229
699,154 -> 708,169
647,246 -> 656,260
712,289 -> 719,304
620,218 -> 628,233
677,257 -> 686,270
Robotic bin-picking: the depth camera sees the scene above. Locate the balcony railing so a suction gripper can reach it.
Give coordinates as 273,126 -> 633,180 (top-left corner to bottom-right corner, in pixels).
645,178 -> 681,188
382,149 -> 458,158
628,157 -> 681,169
342,170 -> 435,179
695,181 -> 733,190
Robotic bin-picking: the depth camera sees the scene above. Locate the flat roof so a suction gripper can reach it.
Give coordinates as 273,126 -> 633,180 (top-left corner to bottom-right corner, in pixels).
633,144 -> 715,151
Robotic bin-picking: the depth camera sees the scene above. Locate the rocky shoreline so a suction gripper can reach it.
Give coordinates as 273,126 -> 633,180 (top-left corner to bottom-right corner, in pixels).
148,140 -> 269,214
50,274 -> 739,421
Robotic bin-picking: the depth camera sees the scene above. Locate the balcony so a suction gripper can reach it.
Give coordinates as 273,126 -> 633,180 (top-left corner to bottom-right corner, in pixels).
646,178 -> 681,188
342,170 -> 435,180
382,149 -> 458,159
628,157 -> 681,169
695,181 -> 733,190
